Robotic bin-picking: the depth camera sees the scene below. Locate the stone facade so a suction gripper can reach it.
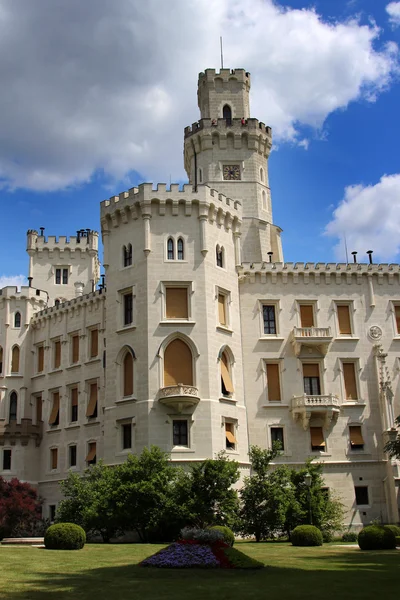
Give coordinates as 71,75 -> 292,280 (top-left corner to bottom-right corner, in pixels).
0,67 -> 399,528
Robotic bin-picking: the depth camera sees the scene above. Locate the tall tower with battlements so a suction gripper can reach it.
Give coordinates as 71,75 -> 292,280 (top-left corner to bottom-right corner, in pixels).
184,68 -> 283,264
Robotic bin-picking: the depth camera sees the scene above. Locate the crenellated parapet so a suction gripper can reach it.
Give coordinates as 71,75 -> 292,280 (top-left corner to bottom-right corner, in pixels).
26,229 -> 99,255
31,287 -> 106,325
0,286 -> 48,302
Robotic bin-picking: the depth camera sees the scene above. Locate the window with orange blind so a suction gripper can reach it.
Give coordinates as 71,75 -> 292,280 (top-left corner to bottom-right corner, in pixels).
310,427 -> 325,451
86,383 -> 98,418
48,392 -> 60,426
37,345 -> 44,372
11,346 -> 20,373
54,340 -> 61,369
299,305 -> 314,328
164,339 -> 193,386
394,305 -> 400,334
266,363 -> 281,401
218,294 -> 227,326
86,442 -> 97,465
349,425 -> 364,450
225,422 -> 237,450
165,288 -> 188,319
303,363 -> 321,396
337,305 -> 352,334
71,334 -> 79,363
343,363 -> 358,400
220,352 -> 234,396
90,329 -> 98,358
123,351 -> 134,397
50,448 -> 58,470
71,387 -> 78,422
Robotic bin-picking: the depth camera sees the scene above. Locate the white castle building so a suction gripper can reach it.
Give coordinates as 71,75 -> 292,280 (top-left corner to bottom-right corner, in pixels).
1,67 -> 399,528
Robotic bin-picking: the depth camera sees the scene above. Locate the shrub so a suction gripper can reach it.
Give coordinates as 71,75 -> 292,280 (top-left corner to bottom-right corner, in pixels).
322,530 -> 333,543
384,524 -> 400,537
358,525 -> 396,550
180,527 -> 223,545
208,525 -> 235,547
44,523 -> 86,550
223,547 -> 263,569
291,525 -> 323,547
341,531 -> 358,542
396,536 -> 400,547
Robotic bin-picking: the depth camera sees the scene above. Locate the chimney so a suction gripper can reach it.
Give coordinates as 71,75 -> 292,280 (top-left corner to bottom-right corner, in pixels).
351,252 -> 357,264
27,277 -> 33,287
267,251 -> 273,263
367,250 -> 373,264
39,227 -> 45,237
74,282 -> 84,297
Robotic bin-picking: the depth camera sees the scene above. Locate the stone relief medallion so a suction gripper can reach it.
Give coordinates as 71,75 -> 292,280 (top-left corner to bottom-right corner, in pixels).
368,325 -> 382,341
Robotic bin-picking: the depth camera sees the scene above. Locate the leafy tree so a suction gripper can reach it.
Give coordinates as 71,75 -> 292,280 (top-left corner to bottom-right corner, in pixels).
384,416 -> 400,458
0,477 -> 42,538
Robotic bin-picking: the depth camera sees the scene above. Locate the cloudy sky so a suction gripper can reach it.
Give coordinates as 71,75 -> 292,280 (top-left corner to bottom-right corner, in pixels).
0,0 -> 399,286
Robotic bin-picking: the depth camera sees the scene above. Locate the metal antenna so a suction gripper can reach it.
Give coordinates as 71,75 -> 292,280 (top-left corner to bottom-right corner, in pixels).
344,233 -> 349,263
220,36 -> 224,69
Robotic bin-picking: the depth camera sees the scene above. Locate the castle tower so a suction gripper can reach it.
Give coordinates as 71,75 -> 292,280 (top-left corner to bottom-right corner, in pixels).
184,68 -> 283,264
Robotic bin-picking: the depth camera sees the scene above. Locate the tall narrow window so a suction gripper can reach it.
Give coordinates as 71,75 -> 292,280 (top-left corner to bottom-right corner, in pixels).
167,238 -> 174,260
303,364 -> 321,395
71,335 -> 79,364
394,305 -> 400,334
166,288 -> 188,319
225,422 -> 236,450
69,445 -> 77,467
9,392 -> 17,421
177,238 -> 184,260
271,426 -> 284,450
55,268 -> 61,284
355,486 -> 369,505
49,392 -> 60,426
123,351 -> 134,397
300,305 -> 314,328
124,293 -> 133,326
54,340 -> 61,369
164,339 -> 193,386
263,305 -> 276,334
50,448 -> 58,470
216,247 -> 223,268
337,305 -> 352,335
218,294 -> 227,326
62,268 -> 68,284
71,387 -> 78,422
223,104 -> 232,125
0,346 -> 3,375
260,167 -> 264,182
343,363 -> 358,400
14,312 -> 21,328
86,442 -> 97,465
36,395 -> 42,422
86,383 -> 98,418
123,244 -> 132,267
173,420 -> 188,447
122,423 -> 132,450
90,329 -> 98,358
37,345 -> 44,372
11,346 -> 20,373
310,427 -> 325,451
262,190 -> 267,210
266,363 -> 281,402
349,425 -> 364,450
3,449 -> 11,470
220,352 -> 234,397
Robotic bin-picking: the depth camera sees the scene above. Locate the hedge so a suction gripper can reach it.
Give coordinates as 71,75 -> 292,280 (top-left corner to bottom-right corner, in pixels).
291,525 -> 323,547
208,526 -> 235,547
44,523 -> 86,550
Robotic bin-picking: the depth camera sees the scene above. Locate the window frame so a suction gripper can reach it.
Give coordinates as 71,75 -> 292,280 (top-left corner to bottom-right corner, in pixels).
14,311 -> 21,328
122,422 -> 133,450
220,350 -> 234,399
50,447 -> 58,471
52,338 -> 62,370
70,386 -> 79,423
88,327 -> 99,359
224,420 -> 238,452
354,485 -> 369,506
36,344 -> 45,373
265,361 -> 282,403
68,444 -> 77,468
349,424 -> 365,452
9,391 -> 18,422
172,419 -> 189,448
86,441 -> 97,466
216,287 -> 231,330
10,345 -> 20,374
48,390 -> 60,427
270,425 -> 285,452
335,302 -> 354,337
259,300 -> 280,337
165,236 -> 188,263
119,286 -> 136,329
302,362 -> 323,396
2,448 -> 11,471
297,302 -> 317,328
310,426 -> 326,452
341,360 -> 360,402
70,332 -> 80,365
391,302 -> 400,336
55,267 -> 69,285
216,245 -> 224,269
122,243 -> 133,268
161,282 -> 193,322
86,380 -> 99,420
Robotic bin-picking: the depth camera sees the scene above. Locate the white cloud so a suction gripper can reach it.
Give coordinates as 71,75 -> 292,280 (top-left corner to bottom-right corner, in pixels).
0,0 -> 397,191
324,174 -> 400,262
386,2 -> 400,27
0,275 -> 27,289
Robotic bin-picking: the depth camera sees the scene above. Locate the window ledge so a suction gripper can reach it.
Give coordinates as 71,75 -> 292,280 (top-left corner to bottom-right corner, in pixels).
164,260 -> 188,264
262,403 -> 290,408
258,336 -> 285,341
172,448 -> 195,453
393,337 -> 400,341
219,396 -> 237,404
46,428 -> 61,433
8,374 -> 23,378
66,364 -> 81,371
84,358 -> 101,366
356,504 -> 371,509
49,368 -> 63,375
84,420 -> 100,426
121,264 -> 134,270
346,451 -> 371,457
116,325 -> 136,334
160,320 -> 196,325
31,373 -> 46,379
115,396 -> 137,404
217,325 -> 233,334
225,450 -> 240,455
116,449 -> 133,456
342,401 -> 366,407
65,424 -> 80,430
310,452 -> 332,457
334,337 -> 359,341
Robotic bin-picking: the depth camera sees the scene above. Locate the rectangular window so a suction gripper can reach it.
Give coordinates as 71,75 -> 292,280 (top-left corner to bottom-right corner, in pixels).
343,363 -> 358,400
48,392 -> 60,426
337,305 -> 352,335
263,305 -> 276,334
49,505 -> 56,522
394,305 -> 400,334
124,293 -> 133,325
86,383 -> 98,418
166,288 -> 188,319
173,420 -> 188,447
300,304 -> 314,328
71,335 -> 79,364
53,340 -> 61,369
310,426 -> 325,451
62,268 -> 68,284
50,448 -> 58,470
90,329 -> 98,358
55,268 -> 61,284
355,486 -> 369,506
86,442 -> 97,465
303,364 -> 321,395
266,363 -> 281,402
271,427 -> 284,451
225,422 -> 237,450
36,395 -> 42,423
71,387 -> 78,422
69,445 -> 77,467
220,354 -> 234,397
122,423 -> 132,450
37,345 -> 44,373
218,293 -> 227,326
3,449 -> 11,470
349,425 -> 365,450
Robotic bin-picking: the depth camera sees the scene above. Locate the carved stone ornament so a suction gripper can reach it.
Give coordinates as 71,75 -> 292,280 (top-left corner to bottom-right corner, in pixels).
368,325 -> 382,341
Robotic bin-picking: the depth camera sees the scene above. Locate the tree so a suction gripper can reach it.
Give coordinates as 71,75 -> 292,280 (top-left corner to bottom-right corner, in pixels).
0,477 -> 42,539
384,416 -> 400,458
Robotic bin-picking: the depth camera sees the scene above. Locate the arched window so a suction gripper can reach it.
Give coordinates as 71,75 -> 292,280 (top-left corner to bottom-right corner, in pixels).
216,246 -> 224,268
220,351 -> 234,397
223,104 -> 232,125
9,392 -> 17,421
260,167 -> 264,182
167,237 -> 174,260
14,312 -> 21,328
198,167 -> 203,183
0,346 -> 3,374
123,351 -> 134,397
123,244 -> 132,267
177,238 -> 184,261
262,190 -> 267,210
11,346 -> 20,373
164,339 -> 193,386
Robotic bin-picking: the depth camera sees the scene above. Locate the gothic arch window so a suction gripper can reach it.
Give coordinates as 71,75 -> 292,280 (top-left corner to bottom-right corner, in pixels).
11,346 -> 20,373
223,104 -> 232,125
14,312 -> 21,328
177,238 -> 184,261
9,392 -> 17,421
262,190 -> 267,211
216,245 -> 224,268
260,167 -> 264,182
0,346 -> 3,375
164,338 -> 193,387
219,348 -> 234,397
167,237 -> 174,260
198,167 -> 203,183
123,244 -> 133,267
123,348 -> 134,397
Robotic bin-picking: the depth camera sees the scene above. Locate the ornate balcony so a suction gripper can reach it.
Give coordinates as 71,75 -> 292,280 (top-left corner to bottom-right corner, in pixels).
0,419 -> 43,446
158,384 -> 199,412
290,326 -> 333,357
291,394 -> 340,429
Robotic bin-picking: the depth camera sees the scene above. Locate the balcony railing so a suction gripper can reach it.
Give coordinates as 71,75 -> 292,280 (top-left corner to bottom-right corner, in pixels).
291,327 -> 333,356
158,384 -> 199,412
293,327 -> 331,338
291,394 -> 340,428
292,394 -> 340,409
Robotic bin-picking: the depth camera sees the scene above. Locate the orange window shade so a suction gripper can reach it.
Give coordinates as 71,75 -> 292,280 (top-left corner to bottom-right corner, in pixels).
218,294 -> 226,325
395,305 -> 400,334
36,395 -> 42,422
51,448 -> 58,470
90,329 -> 98,358
164,339 -> 193,386
303,363 -> 320,378
123,352 -> 134,397
343,363 -> 358,399
266,364 -> 281,401
54,341 -> 61,368
11,346 -> 20,373
349,426 -> 364,446
310,427 -> 325,447
225,430 -> 237,444
221,353 -> 234,394
38,346 -> 44,372
48,392 -> 60,425
337,305 -> 351,334
86,383 -> 98,417
72,335 -> 79,363
71,388 -> 78,406
86,442 -> 96,462
166,288 -> 188,319
300,305 -> 314,328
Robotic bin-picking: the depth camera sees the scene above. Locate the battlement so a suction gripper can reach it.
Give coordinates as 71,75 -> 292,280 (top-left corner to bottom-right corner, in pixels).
31,287 -> 105,320
184,117 -> 272,139
199,68 -> 250,85
26,230 -> 99,253
0,286 -> 48,301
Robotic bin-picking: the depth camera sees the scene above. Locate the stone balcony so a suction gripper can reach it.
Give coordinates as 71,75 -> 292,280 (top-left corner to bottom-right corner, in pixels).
291,394 -> 340,429
290,326 -> 333,357
0,419 -> 43,446
158,384 -> 200,412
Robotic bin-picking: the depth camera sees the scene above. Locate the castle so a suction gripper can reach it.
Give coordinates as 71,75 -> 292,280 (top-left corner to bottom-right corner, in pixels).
1,68 -> 399,527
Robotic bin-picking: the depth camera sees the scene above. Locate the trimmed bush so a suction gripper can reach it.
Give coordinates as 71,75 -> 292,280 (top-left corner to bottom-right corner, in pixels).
396,536 -> 400,547
384,524 -> 400,537
358,525 -> 396,550
291,525 -> 323,547
44,523 -> 86,550
180,527 -> 223,545
341,531 -> 358,542
208,526 -> 235,547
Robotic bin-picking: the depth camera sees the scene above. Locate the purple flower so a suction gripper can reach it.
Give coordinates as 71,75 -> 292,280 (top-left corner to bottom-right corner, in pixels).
141,543 -> 220,568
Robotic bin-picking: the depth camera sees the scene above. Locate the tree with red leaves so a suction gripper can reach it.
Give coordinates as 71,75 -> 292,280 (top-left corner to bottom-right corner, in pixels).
0,476 -> 42,538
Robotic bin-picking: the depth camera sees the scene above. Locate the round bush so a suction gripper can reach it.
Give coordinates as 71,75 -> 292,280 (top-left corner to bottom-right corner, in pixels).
208,526 -> 235,547
341,531 -> 358,542
358,526 -> 396,550
396,536 -> 400,547
44,523 -> 86,550
291,525 -> 323,547
384,524 -> 400,537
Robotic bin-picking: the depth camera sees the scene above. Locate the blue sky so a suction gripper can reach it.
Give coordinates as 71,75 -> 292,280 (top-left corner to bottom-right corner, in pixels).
0,0 -> 399,286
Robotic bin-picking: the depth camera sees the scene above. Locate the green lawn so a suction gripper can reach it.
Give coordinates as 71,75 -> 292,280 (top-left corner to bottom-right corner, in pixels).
0,542 -> 398,600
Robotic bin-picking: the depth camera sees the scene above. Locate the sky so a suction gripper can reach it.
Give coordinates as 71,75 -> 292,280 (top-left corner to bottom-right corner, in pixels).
0,0 -> 400,287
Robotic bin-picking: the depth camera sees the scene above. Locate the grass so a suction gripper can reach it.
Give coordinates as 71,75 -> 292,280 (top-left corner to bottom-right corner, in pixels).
0,542 -> 398,600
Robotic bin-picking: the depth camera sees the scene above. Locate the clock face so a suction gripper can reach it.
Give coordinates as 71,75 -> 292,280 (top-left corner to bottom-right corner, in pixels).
223,165 -> 241,180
